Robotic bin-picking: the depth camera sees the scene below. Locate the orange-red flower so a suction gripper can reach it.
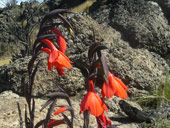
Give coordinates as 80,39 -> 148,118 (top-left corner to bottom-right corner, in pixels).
41,39 -> 72,71
101,72 -> 130,99
80,80 -> 108,117
51,28 -> 66,53
47,119 -> 65,128
51,28 -> 67,75
56,68 -> 65,76
47,106 -> 67,128
54,106 -> 67,116
96,113 -> 111,128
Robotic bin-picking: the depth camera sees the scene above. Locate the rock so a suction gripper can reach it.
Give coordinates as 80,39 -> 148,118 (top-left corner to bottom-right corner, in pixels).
67,13 -> 169,96
0,1 -> 48,58
155,0 -> 170,23
0,54 -> 85,97
0,91 -> 46,128
91,0 -> 170,66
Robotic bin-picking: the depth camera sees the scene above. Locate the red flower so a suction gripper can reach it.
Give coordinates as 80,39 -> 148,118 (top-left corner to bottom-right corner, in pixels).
80,80 -> 108,117
101,72 -> 130,99
41,39 -> 72,71
56,68 -> 65,76
51,28 -> 66,53
47,119 -> 65,128
96,113 -> 111,128
54,106 -> 67,116
51,28 -> 67,75
47,106 -> 67,128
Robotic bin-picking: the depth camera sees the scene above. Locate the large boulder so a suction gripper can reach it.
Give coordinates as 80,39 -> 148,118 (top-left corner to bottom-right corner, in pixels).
68,13 -> 169,96
90,0 -> 170,65
154,0 -> 170,23
0,54 -> 85,96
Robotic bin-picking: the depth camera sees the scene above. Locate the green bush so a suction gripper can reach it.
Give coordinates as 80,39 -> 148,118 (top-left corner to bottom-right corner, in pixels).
141,118 -> 170,128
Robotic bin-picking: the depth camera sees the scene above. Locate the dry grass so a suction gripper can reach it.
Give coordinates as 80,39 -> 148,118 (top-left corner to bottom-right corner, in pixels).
0,57 -> 11,66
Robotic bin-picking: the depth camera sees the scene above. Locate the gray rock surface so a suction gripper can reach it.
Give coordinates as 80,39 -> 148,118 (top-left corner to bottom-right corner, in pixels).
91,0 -> 170,65
0,54 -> 85,97
68,13 -> 169,96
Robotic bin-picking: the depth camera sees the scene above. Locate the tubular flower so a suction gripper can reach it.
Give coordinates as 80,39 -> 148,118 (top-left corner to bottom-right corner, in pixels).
56,68 -> 65,76
41,39 -> 72,71
54,106 -> 67,116
80,80 -> 108,117
47,119 -> 65,128
51,28 -> 66,75
51,28 -> 66,53
101,71 -> 130,99
47,106 -> 68,128
96,113 -> 111,128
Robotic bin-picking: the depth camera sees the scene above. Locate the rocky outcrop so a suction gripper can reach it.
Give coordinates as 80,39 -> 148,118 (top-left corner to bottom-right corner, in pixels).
0,1 -> 48,57
0,12 -> 169,97
68,13 -> 169,96
0,54 -> 85,96
91,0 -> 170,66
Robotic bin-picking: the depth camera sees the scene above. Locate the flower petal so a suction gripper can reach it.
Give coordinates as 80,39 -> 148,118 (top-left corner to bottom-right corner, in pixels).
80,92 -> 104,117
47,119 -> 65,128
80,80 -> 108,117
57,68 -> 65,75
97,113 -> 111,128
112,77 -> 128,99
51,28 -> 66,53
54,106 -> 67,116
57,36 -> 66,53
42,39 -> 56,51
114,76 -> 130,92
101,72 -> 116,98
101,82 -> 115,99
41,48 -> 51,54
59,51 -> 73,63
56,51 -> 72,69
48,60 -> 53,71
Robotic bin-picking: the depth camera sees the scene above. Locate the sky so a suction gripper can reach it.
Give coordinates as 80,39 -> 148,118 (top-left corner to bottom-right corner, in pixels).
0,0 -> 43,8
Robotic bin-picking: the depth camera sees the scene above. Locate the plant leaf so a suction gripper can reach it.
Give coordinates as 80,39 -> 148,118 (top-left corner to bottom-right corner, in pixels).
34,119 -> 45,128
90,59 -> 100,73
17,102 -> 23,128
46,92 -> 72,107
28,52 -> 40,74
62,113 -> 73,128
25,105 -> 28,128
57,13 -> 74,37
88,42 -> 108,62
40,9 -> 72,28
40,97 -> 56,112
99,53 -> 109,83
38,23 -> 62,36
44,99 -> 57,128
34,43 -> 44,54
29,61 -> 40,95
